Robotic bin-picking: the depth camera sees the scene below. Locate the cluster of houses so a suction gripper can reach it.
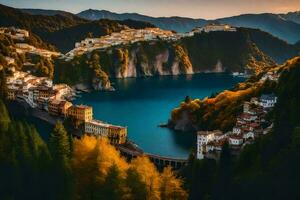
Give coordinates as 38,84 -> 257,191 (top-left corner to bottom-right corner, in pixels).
64,27 -> 186,60
6,67 -> 127,144
0,27 -> 60,61
193,24 -> 237,33
15,43 -> 61,58
260,71 -> 279,82
0,27 -> 29,41
64,24 -> 236,61
197,93 -> 277,160
6,67 -> 73,108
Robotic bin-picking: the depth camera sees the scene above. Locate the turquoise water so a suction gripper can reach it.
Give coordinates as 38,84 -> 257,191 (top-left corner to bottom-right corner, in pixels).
73,73 -> 244,159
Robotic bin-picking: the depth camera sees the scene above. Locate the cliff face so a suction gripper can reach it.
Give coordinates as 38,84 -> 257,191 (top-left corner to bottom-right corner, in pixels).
113,45 -> 194,78
54,29 -> 275,90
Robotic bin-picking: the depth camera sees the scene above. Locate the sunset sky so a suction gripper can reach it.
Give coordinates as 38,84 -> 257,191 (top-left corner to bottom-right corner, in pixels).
1,0 -> 300,19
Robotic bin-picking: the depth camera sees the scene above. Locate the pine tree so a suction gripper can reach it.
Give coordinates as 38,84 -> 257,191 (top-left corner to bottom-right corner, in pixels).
125,168 -> 148,200
213,142 -> 232,200
48,121 -> 73,200
100,164 -> 124,200
49,121 -> 71,165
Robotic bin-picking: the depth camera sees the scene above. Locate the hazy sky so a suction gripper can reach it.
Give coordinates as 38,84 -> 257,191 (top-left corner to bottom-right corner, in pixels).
1,0 -> 300,19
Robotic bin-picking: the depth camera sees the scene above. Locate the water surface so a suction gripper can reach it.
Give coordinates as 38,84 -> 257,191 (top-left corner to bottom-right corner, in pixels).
73,73 -> 244,158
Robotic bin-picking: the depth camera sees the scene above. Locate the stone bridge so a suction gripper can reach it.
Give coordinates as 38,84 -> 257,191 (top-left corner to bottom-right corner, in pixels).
116,145 -> 188,170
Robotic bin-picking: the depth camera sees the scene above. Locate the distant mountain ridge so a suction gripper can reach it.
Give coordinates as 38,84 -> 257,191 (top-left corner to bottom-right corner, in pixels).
76,9 -> 300,44
217,13 -> 300,44
77,9 -> 207,33
0,4 -> 155,52
280,11 -> 300,24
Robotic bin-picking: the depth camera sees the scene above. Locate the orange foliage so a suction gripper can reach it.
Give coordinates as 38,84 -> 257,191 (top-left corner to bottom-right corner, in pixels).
130,156 -> 161,200
72,136 -> 188,200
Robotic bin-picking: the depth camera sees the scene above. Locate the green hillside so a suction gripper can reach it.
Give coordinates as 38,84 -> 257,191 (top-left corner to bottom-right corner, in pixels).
0,4 -> 155,53
182,56 -> 300,200
54,28 -> 275,89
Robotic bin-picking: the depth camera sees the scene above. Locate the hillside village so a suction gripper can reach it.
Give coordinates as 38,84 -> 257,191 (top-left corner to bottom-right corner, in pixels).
0,27 -> 60,61
1,23 -> 240,150
64,24 -> 236,61
197,71 -> 280,160
5,66 -> 127,145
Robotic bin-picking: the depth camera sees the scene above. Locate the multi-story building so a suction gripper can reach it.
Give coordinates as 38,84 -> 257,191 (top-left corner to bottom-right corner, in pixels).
197,131 -> 218,159
228,135 -> 244,146
260,94 -> 277,108
7,89 -> 17,100
38,87 -> 56,99
48,99 -> 61,115
49,99 -> 73,116
67,105 -> 93,128
85,119 -> 127,144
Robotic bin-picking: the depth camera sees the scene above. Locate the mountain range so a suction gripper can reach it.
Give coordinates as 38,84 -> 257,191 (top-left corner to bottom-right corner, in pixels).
75,9 -> 300,44
0,4 -> 154,53
20,7 -> 300,44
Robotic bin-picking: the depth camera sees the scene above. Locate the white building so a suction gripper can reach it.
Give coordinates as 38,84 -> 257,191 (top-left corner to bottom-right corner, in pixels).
194,24 -> 237,33
243,131 -> 255,139
85,119 -> 110,137
228,135 -> 243,146
260,71 -> 279,82
260,94 -> 278,108
232,127 -> 242,135
197,130 -> 221,159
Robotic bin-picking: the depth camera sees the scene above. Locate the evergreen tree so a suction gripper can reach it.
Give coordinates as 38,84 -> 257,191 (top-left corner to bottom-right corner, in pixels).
49,121 -> 71,165
125,168 -> 148,200
100,164 -> 124,200
213,142 -> 232,200
48,121 -> 72,200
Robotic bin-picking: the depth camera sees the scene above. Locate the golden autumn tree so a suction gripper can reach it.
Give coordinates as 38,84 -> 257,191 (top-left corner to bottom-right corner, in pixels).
160,166 -> 188,200
72,135 -> 188,200
72,136 -> 128,199
130,156 -> 162,200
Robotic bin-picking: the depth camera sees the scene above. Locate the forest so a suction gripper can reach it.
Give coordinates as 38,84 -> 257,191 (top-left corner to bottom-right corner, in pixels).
181,56 -> 300,200
0,97 -> 187,200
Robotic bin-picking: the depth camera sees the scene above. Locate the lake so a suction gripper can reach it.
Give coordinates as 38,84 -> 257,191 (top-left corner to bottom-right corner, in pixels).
73,73 -> 244,159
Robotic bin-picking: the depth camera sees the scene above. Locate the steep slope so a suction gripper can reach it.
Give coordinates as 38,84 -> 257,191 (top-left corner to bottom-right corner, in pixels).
77,9 -> 300,44
183,56 -> 300,200
54,28 -> 274,89
0,4 -> 87,33
280,11 -> 300,24
77,9 -> 207,32
21,8 -> 77,18
244,28 -> 300,63
0,4 -> 155,53
217,13 -> 300,43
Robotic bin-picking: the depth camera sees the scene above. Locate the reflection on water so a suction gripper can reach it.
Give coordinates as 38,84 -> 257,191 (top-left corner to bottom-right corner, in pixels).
74,73 -> 244,158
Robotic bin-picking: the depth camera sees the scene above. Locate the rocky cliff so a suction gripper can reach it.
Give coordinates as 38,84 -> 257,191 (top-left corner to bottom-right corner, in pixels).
54,29 -> 275,90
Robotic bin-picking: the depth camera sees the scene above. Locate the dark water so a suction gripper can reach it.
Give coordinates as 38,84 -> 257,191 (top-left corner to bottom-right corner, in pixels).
73,73 -> 244,158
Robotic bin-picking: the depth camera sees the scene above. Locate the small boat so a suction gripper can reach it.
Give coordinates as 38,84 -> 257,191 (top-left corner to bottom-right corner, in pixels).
158,123 -> 169,128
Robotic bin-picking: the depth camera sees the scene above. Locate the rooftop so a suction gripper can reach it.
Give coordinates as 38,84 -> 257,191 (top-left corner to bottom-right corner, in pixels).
261,93 -> 277,100
87,119 -> 126,129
